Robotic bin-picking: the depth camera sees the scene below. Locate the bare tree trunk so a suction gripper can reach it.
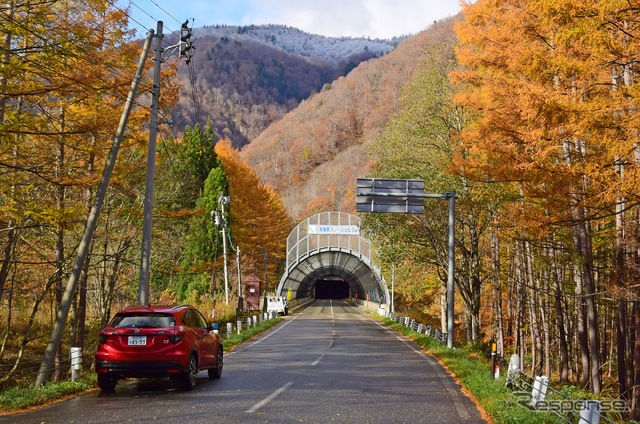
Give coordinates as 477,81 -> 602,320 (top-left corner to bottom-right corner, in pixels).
515,250 -> 526,362
0,20 -> 18,303
632,205 -> 640,420
552,244 -> 569,383
632,300 -> 640,420
578,221 -> 601,394
0,226 -> 14,305
71,136 -> 96,351
525,241 -> 543,375
491,230 -> 504,357
617,302 -> 629,397
616,182 -> 629,399
575,261 -> 590,389
542,254 -> 551,377
0,274 -> 13,360
53,106 -> 66,382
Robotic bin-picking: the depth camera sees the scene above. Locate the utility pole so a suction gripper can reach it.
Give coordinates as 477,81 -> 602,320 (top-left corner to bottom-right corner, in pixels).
219,195 -> 230,305
139,21 -> 163,306
237,246 -> 242,309
36,29 -> 155,387
263,249 -> 268,292
263,249 -> 268,312
138,20 -> 195,306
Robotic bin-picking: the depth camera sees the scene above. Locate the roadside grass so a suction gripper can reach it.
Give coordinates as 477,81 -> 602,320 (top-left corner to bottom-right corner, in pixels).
0,316 -> 283,414
221,316 -> 283,351
0,374 -> 96,413
376,314 -> 566,424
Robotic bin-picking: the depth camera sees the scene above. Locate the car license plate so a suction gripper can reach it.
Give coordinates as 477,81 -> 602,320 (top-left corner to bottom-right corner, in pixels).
128,336 -> 147,346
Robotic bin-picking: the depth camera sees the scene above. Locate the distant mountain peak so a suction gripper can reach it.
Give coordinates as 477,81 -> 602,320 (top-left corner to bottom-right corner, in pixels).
196,24 -> 405,66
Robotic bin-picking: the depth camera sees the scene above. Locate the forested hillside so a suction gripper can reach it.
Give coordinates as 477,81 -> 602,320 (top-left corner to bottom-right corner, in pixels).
171,24 -> 401,147
240,19 -> 458,220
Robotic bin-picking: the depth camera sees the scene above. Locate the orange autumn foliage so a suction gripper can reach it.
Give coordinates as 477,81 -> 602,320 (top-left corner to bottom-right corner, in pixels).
215,139 -> 293,285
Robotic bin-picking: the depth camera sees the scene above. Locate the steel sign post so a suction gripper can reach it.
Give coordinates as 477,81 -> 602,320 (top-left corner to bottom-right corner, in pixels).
356,178 -> 457,348
447,191 -> 455,349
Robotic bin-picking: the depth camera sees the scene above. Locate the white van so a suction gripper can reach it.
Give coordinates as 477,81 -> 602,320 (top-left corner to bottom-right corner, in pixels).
266,296 -> 288,315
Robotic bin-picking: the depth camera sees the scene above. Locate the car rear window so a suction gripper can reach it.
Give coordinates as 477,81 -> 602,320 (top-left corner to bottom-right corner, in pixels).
109,313 -> 175,328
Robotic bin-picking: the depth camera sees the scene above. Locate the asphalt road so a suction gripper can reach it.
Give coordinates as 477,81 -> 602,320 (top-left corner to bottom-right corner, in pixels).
2,300 -> 486,423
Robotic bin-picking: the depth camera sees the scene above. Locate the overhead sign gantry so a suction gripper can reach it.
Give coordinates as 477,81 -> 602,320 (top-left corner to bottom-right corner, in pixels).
355,178 -> 457,349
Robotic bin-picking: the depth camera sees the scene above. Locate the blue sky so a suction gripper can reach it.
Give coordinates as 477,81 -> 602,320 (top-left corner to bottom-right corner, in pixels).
124,0 -> 462,39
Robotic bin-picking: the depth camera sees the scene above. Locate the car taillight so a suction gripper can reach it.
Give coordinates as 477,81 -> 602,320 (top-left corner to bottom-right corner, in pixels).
170,328 -> 184,344
99,330 -> 118,344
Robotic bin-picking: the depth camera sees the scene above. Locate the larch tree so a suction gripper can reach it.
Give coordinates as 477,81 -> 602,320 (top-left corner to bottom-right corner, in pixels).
216,139 -> 292,293
455,0 -> 640,400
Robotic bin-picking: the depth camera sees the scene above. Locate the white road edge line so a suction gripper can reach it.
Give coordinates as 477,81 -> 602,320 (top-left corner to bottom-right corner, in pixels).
246,381 -> 293,413
228,301 -> 312,355
349,303 -> 471,420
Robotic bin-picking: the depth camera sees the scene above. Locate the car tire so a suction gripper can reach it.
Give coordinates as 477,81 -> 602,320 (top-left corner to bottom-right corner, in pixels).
180,354 -> 198,390
97,373 -> 117,391
208,346 -> 223,379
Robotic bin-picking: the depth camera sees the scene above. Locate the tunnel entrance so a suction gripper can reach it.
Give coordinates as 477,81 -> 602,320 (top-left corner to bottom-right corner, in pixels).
276,211 -> 389,304
314,279 -> 349,299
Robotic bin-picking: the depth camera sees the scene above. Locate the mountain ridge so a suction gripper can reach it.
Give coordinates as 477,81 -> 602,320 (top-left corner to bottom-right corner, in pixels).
171,24 -> 404,147
196,24 -> 406,66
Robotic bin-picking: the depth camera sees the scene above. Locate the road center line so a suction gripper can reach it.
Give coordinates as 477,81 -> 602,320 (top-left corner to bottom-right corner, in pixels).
246,381 -> 293,413
312,353 -> 325,366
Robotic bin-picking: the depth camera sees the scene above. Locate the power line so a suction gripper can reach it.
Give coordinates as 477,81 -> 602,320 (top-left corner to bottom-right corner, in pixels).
0,2 -> 188,132
107,0 -> 182,46
104,0 -> 154,33
148,0 -> 183,26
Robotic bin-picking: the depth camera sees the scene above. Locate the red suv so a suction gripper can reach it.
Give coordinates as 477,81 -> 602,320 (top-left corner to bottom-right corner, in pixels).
95,304 -> 223,391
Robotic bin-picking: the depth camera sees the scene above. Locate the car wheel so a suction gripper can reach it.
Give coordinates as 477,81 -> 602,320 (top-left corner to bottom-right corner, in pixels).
180,354 -> 198,390
208,346 -> 223,379
97,373 -> 117,391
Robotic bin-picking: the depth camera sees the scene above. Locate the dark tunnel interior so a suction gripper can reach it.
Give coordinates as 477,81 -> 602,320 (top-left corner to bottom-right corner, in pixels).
314,279 -> 349,299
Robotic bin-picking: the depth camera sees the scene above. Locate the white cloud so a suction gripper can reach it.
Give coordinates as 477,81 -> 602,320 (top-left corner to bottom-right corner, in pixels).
241,0 -> 461,38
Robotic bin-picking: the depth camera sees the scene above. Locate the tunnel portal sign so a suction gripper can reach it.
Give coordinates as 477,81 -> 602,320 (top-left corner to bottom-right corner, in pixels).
308,225 -> 360,235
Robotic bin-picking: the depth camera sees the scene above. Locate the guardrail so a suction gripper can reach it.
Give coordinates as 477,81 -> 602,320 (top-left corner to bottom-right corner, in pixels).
376,306 -> 627,424
223,311 -> 278,338
0,350 -> 95,388
377,308 -> 448,345
505,354 -> 627,424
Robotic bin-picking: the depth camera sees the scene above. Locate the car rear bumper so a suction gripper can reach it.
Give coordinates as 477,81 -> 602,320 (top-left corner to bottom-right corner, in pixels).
96,361 -> 186,378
